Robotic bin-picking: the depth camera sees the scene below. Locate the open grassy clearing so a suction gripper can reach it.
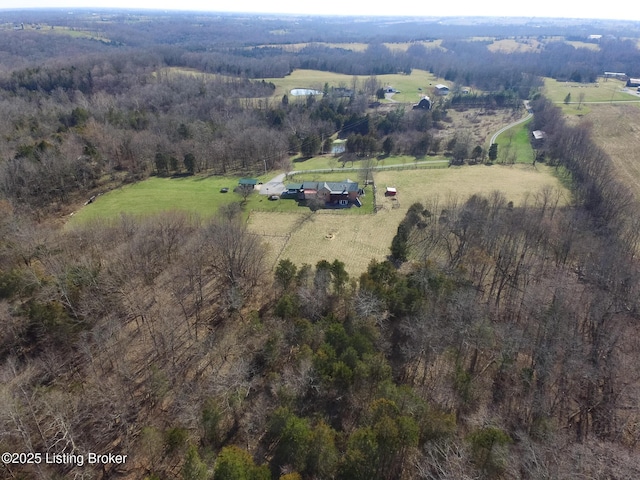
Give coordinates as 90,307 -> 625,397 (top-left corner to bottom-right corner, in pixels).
159,67 -> 236,82
251,164 -> 569,275
487,38 -> 541,53
566,41 -> 600,51
162,67 -> 445,105
67,172 -> 299,225
290,154 -> 449,172
256,40 -> 444,53
492,118 -> 536,163
68,175 -> 245,225
543,77 -> 637,105
578,103 -> 640,200
257,42 -> 370,52
264,69 -> 442,104
67,169 -> 378,227
13,23 -> 113,42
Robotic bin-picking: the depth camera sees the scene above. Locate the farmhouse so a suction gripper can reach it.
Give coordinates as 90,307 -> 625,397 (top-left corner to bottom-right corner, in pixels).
284,179 -> 361,207
435,84 -> 450,95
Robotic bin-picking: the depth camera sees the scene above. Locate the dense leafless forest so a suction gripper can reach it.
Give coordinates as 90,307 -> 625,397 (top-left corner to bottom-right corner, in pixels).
1,9 -> 640,480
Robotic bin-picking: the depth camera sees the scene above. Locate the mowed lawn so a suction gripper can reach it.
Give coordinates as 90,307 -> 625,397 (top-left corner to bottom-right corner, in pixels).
543,77 -> 639,112
252,164 -> 569,276
67,170 -> 377,227
69,176 -> 243,224
67,174 -> 310,226
492,118 -> 536,164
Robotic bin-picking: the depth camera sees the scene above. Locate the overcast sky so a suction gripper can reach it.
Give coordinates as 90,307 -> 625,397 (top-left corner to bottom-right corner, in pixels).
5,0 -> 640,22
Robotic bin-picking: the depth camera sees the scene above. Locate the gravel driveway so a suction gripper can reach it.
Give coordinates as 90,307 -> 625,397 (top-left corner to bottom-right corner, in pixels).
259,173 -> 287,195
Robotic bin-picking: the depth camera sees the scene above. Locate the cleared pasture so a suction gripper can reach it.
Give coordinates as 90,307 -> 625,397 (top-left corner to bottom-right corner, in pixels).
543,77 -> 637,106
566,41 -> 600,51
252,164 -> 569,275
265,69 -> 443,104
492,118 -> 535,163
160,67 -> 446,106
582,103 -> 640,200
487,38 -> 541,53
290,154 -> 449,173
66,173 -> 303,226
256,40 -> 444,53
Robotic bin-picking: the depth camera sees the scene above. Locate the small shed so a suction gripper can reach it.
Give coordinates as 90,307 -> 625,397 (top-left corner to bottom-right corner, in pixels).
238,178 -> 258,186
386,187 -> 397,196
532,130 -> 546,141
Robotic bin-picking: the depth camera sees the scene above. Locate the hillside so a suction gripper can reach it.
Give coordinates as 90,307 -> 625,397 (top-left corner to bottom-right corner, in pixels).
1,10 -> 640,480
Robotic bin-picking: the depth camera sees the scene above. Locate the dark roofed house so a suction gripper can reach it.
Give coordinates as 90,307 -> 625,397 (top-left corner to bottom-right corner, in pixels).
284,179 -> 360,207
413,97 -> 431,110
318,180 -> 360,206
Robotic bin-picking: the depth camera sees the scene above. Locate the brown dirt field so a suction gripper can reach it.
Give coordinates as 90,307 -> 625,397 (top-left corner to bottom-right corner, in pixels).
578,103 -> 640,200
249,164 -> 568,276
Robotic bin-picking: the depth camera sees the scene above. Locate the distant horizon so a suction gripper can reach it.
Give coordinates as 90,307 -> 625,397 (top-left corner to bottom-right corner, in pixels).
2,2 -> 639,23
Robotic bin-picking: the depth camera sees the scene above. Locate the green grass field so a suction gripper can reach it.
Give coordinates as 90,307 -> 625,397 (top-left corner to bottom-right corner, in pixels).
291,154 -> 449,172
263,69 -> 442,104
492,118 -> 535,164
68,170 -> 378,227
68,175 -> 245,225
543,77 -> 639,107
163,66 -> 449,107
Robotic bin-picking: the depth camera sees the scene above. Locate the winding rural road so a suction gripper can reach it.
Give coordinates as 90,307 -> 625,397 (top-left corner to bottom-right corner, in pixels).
260,103 -> 536,194
489,109 -> 533,146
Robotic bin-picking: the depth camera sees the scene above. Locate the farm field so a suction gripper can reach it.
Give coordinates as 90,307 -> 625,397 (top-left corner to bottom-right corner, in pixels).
290,154 -> 449,173
487,38 -> 541,53
579,103 -> 640,200
257,40 -> 444,53
491,118 -> 535,163
66,173 -> 302,226
264,69 -> 443,104
253,164 -> 569,275
543,77 -> 639,109
67,170 -> 378,227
